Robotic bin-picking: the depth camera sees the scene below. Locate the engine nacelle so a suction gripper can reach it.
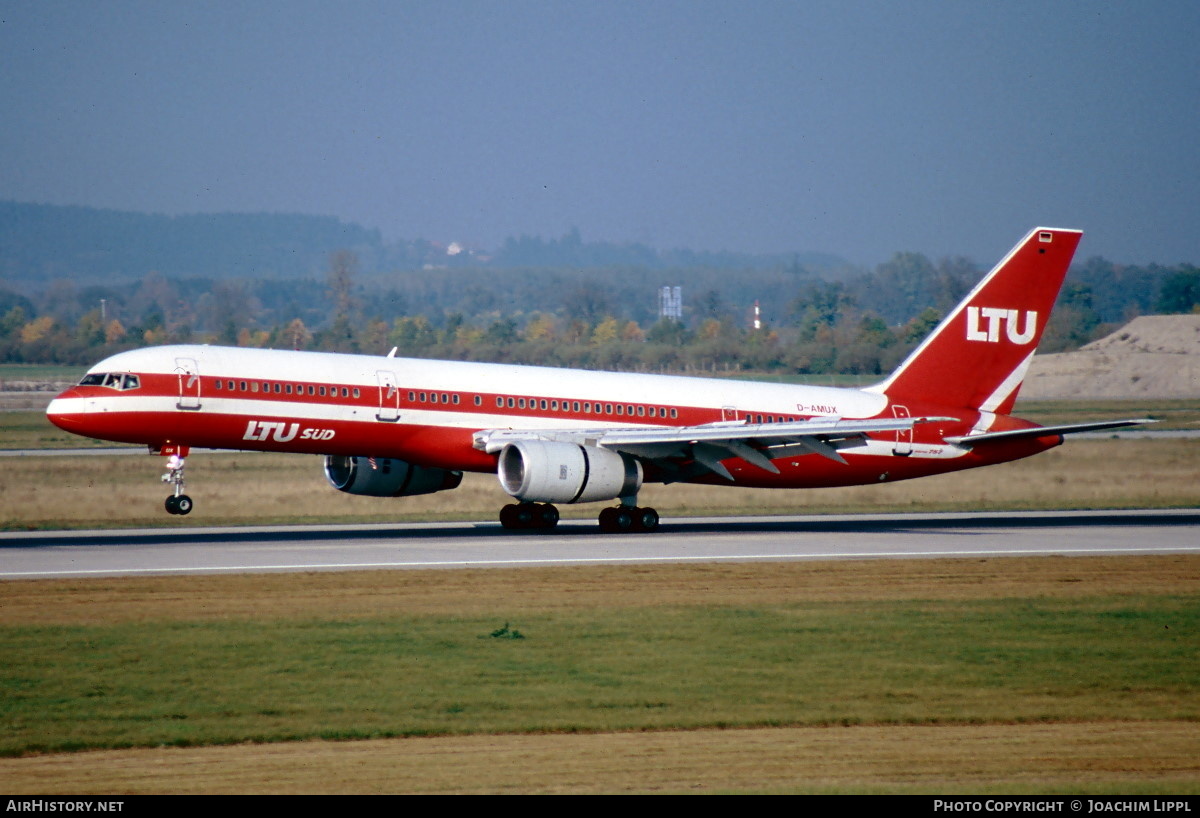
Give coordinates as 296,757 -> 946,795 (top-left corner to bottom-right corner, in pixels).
498,440 -> 642,504
324,455 -> 463,497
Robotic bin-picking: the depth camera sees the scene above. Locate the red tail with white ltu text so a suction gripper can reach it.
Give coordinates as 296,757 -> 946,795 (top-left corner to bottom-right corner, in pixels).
869,227 -> 1083,415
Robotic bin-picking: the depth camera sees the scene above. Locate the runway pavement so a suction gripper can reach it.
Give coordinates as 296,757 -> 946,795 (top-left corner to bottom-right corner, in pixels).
2,509 -> 1197,579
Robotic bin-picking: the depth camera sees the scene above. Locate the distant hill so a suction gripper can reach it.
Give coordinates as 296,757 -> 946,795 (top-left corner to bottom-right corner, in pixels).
1024,315 -> 1200,399
0,201 -> 386,284
0,201 -> 854,287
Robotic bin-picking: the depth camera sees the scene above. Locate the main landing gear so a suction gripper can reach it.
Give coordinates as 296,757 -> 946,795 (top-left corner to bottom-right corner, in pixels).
498,500 -> 660,533
499,502 -> 560,530
160,450 -> 194,515
598,505 -> 659,533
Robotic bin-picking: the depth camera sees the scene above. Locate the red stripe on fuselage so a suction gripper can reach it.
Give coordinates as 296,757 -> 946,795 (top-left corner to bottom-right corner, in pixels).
48,369 -> 1058,488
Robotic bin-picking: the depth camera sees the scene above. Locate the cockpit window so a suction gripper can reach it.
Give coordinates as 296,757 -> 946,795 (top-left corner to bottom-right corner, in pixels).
79,372 -> 141,391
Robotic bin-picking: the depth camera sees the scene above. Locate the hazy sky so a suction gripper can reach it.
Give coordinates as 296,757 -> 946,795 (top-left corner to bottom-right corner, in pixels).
2,1 -> 1197,266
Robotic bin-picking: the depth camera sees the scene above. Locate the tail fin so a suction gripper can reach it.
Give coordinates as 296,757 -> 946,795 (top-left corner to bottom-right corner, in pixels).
869,227 -> 1083,414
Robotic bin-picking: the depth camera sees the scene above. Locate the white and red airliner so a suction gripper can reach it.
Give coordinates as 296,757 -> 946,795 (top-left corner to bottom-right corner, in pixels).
47,227 -> 1150,532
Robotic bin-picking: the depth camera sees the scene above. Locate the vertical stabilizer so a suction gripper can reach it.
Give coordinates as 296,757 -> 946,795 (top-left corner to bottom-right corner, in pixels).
869,227 -> 1083,413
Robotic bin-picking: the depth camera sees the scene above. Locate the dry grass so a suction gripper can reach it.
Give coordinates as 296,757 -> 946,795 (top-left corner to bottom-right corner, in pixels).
3,555 -> 1196,625
3,721 -> 1196,794
2,438 -> 1198,530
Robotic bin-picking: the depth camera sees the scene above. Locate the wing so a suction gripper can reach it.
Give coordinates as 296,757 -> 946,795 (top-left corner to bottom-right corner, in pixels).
473,415 -> 953,481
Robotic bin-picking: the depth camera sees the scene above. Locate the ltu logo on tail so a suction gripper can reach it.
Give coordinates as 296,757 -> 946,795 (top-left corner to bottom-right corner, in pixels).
965,307 -> 1037,344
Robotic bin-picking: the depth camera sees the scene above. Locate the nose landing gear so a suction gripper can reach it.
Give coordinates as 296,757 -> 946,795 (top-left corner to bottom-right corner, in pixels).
158,445 -> 194,515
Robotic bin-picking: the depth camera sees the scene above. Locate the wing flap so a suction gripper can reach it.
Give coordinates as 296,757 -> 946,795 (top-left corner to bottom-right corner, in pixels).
473,415 -> 954,478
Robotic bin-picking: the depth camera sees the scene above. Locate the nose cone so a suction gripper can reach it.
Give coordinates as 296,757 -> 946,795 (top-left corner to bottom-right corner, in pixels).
46,387 -> 85,433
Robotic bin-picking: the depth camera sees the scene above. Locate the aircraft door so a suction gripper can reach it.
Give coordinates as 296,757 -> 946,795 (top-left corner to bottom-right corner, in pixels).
892,404 -> 912,456
376,370 -> 400,422
175,358 -> 201,410
721,405 -> 740,422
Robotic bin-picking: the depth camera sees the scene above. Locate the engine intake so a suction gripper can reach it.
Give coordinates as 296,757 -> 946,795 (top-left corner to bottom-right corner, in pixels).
498,440 -> 642,504
324,455 -> 462,497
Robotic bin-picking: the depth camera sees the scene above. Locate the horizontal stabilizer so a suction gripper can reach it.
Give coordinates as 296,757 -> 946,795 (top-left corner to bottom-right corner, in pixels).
945,418 -> 1156,447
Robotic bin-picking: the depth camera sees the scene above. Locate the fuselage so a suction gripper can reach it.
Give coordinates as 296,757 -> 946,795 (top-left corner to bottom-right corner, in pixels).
46,343 -> 1059,490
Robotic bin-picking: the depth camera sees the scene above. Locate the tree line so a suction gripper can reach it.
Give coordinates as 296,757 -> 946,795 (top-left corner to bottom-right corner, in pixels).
1,248 -> 1196,375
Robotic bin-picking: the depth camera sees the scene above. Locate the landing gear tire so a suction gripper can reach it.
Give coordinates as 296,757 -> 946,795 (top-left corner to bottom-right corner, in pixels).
599,506 -> 659,533
165,495 -> 194,515
500,502 -> 559,530
537,503 -> 560,529
634,506 -> 659,532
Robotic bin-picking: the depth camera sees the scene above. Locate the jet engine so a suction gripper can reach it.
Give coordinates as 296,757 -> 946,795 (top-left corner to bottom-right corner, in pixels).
498,440 -> 642,504
324,455 -> 462,497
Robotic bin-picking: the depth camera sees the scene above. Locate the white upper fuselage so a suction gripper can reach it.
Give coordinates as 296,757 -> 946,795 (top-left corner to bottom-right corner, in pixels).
59,343 -> 889,431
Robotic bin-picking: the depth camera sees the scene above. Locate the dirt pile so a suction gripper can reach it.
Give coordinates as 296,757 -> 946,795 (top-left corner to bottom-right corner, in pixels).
1023,315 -> 1200,399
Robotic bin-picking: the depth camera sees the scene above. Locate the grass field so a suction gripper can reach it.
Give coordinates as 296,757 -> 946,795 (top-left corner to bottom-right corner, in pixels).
1,557 -> 1197,793
0,364 -> 84,381
2,438 -> 1198,530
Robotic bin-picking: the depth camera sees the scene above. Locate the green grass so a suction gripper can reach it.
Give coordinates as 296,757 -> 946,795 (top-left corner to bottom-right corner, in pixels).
0,364 -> 84,381
0,410 -> 137,450
1013,398 -> 1200,429
2,595 -> 1196,756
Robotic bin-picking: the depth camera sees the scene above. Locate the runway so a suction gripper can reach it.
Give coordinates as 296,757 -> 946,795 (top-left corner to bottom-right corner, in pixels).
2,509 -> 1198,579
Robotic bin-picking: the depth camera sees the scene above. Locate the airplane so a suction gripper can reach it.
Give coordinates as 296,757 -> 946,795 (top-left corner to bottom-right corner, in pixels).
46,227 -> 1153,533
